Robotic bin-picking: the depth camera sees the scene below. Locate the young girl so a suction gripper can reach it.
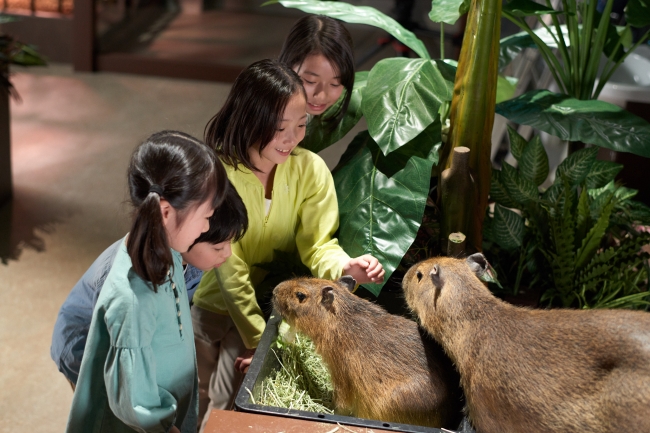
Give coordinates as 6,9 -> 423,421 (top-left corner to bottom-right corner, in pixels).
278,14 -> 355,126
66,130 -> 227,433
191,59 -> 384,430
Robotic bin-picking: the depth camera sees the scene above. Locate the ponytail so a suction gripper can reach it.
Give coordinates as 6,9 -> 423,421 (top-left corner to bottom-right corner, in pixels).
126,130 -> 226,291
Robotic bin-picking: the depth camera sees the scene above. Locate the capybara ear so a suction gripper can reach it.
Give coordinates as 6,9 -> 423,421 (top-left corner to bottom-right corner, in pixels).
467,253 -> 489,278
338,275 -> 356,292
321,286 -> 335,311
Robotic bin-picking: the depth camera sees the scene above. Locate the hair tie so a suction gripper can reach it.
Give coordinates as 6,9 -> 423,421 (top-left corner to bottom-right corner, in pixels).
149,184 -> 164,197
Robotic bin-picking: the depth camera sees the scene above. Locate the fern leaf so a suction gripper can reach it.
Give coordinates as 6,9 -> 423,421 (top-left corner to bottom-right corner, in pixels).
575,200 -> 615,271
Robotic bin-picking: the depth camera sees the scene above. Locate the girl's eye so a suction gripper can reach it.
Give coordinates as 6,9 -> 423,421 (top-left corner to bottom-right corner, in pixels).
276,128 -> 285,132
303,80 -> 315,85
298,124 -> 306,128
331,83 -> 341,87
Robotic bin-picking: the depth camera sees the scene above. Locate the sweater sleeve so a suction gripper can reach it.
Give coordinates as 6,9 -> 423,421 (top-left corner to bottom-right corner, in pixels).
210,241 -> 266,349
103,289 -> 177,433
295,154 -> 351,280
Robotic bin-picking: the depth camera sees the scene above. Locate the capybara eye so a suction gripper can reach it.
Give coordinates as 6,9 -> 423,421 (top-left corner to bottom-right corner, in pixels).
416,270 -> 423,282
296,292 -> 306,302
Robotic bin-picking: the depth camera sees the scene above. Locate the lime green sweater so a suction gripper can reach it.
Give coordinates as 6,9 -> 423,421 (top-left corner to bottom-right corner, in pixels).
192,147 -> 350,349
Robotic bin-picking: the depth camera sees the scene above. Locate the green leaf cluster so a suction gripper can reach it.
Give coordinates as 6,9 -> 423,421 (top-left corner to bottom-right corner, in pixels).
484,127 -> 650,309
1,18 -> 48,96
494,0 -> 650,157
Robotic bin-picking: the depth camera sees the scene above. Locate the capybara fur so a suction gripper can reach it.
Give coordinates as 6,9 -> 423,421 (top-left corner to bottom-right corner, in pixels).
403,253 -> 650,433
272,276 -> 462,429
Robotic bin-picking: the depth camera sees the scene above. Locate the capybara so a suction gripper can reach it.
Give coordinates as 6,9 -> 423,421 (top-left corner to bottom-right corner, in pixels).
402,253 -> 650,433
272,276 -> 462,429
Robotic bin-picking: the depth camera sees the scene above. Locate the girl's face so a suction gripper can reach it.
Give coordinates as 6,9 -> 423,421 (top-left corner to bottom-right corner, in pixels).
181,239 -> 232,271
294,53 -> 344,115
162,199 -> 214,253
250,92 -> 307,171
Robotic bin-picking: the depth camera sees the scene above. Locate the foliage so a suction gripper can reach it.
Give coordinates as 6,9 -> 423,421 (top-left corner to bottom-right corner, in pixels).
0,15 -> 47,97
483,127 -> 650,309
495,0 -> 650,156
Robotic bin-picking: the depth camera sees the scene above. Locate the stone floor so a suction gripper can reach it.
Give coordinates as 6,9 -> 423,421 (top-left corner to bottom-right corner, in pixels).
0,62 -> 366,432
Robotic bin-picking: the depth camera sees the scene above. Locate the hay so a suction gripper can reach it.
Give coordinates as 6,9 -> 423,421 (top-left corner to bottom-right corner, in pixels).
257,324 -> 335,413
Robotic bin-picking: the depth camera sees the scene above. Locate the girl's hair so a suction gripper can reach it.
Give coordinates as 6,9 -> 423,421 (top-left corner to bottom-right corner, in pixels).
126,130 -> 227,291
189,180 -> 248,249
204,59 -> 305,172
278,15 -> 355,127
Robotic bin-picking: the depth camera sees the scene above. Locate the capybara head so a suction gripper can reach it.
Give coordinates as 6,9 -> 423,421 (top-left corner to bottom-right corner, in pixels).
272,276 -> 357,336
402,253 -> 491,327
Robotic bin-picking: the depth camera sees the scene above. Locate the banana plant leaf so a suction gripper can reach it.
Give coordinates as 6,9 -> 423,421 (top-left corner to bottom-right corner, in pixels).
362,58 -> 454,156
332,125 -> 441,295
263,0 -> 430,59
625,0 -> 650,27
301,71 -> 368,154
495,90 -> 650,157
429,0 -> 470,25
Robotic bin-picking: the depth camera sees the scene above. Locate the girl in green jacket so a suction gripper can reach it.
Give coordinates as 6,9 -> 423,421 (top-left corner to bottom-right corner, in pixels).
66,131 -> 227,433
191,59 -> 384,430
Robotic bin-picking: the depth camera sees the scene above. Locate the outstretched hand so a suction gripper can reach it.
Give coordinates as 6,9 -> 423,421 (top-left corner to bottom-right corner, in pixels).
343,254 -> 385,285
234,348 -> 256,373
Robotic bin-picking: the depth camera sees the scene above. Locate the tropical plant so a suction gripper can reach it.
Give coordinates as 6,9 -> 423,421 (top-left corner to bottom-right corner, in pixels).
265,0 -> 506,294
483,126 -> 650,309
495,0 -> 650,156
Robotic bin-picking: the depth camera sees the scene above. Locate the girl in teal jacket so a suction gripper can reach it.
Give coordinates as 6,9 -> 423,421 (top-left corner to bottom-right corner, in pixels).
66,131 -> 226,433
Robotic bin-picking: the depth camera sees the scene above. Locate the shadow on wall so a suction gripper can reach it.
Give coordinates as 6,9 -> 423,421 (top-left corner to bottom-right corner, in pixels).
0,187 -> 77,263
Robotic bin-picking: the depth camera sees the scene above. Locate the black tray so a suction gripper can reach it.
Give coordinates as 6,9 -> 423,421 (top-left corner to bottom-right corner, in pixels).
234,311 -> 461,433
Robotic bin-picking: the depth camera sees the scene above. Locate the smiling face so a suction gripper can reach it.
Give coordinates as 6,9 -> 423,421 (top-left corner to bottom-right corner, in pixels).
294,53 -> 344,115
181,239 -> 232,271
163,199 -> 214,253
249,92 -> 307,172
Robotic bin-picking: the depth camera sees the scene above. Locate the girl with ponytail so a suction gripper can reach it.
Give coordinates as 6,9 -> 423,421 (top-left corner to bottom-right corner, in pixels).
66,130 -> 227,433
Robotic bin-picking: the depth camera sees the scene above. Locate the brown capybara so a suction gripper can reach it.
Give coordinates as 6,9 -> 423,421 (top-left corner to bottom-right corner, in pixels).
403,253 -> 650,433
272,276 -> 462,429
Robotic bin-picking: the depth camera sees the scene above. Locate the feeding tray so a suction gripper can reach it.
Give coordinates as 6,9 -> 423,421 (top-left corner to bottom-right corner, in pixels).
234,312 -> 465,433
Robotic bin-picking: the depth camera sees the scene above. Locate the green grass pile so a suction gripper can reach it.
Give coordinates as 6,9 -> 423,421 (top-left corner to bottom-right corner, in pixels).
256,328 -> 335,413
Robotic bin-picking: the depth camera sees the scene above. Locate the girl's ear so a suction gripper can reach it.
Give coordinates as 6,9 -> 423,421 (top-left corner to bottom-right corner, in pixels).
159,199 -> 176,230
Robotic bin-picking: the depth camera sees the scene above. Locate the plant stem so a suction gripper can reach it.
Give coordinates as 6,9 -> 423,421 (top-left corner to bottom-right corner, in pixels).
544,0 -> 572,79
578,0 -> 597,99
582,0 -> 614,100
593,28 -> 650,98
503,11 -> 568,94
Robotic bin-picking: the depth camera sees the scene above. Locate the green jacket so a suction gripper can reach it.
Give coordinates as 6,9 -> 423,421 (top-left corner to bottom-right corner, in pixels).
192,147 -> 350,349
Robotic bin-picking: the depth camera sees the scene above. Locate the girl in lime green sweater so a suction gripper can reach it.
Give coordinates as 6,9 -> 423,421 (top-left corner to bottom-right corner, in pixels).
191,59 -> 384,430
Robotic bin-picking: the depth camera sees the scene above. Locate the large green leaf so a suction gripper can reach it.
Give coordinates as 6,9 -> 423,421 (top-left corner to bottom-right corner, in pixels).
301,71 -> 368,153
492,204 -> 525,250
264,0 -> 430,59
496,90 -> 650,157
626,0 -> 650,27
555,147 -> 598,185
332,129 -> 439,295
502,0 -> 559,16
584,160 -> 622,189
429,0 -> 470,25
519,135 -> 549,186
362,58 -> 453,156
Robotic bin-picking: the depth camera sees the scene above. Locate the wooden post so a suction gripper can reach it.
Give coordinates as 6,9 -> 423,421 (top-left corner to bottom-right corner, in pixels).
0,77 -> 11,205
73,0 -> 96,72
447,232 -> 466,258
440,146 -> 476,253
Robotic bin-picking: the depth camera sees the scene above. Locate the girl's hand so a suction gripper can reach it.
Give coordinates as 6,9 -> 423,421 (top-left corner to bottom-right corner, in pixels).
343,255 -> 385,285
234,348 -> 256,373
